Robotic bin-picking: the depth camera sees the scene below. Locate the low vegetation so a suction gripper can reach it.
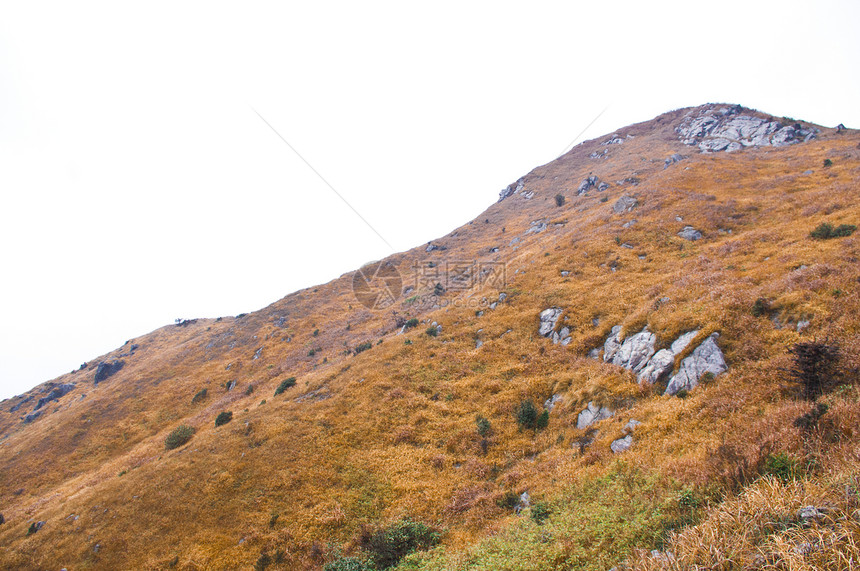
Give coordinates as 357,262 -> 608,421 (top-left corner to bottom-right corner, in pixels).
164,425 -> 195,450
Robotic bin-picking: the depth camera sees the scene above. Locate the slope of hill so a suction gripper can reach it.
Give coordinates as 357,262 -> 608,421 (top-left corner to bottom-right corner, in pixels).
1,104 -> 859,570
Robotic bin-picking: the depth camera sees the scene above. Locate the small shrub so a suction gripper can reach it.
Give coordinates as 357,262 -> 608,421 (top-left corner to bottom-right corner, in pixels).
810,222 -> 856,239
751,297 -> 770,317
165,425 -> 195,450
678,488 -> 701,509
404,340 -> 412,345
536,409 -> 549,430
268,513 -> 279,528
554,193 -> 565,207
259,399 -> 267,405
700,371 -> 716,384
425,327 -> 438,337
823,158 -> 833,167
354,342 -> 373,355
26,522 -> 40,535
405,318 -> 419,329
191,388 -> 208,404
530,502 -> 551,525
433,283 -> 445,296
313,329 -> 320,337
761,452 -> 801,482
787,341 -> 840,399
515,399 -> 546,430
599,196 -> 608,203
675,389 -> 689,399
214,411 -> 233,427
475,415 -> 491,437
275,377 -> 297,395
496,491 -> 519,509
308,348 -> 316,356
360,518 -> 440,569
245,384 -> 255,396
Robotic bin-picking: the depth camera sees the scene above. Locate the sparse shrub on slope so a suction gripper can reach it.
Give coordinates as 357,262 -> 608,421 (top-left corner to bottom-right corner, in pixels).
214,411 -> 233,427
810,222 -> 856,239
425,327 -> 438,337
274,377 -> 296,395
405,318 -> 419,329
324,557 -> 369,571
165,425 -> 195,450
353,342 -> 373,355
360,518 -> 440,569
515,400 -> 549,431
788,341 -> 841,399
555,193 -> 565,207
191,388 -> 207,404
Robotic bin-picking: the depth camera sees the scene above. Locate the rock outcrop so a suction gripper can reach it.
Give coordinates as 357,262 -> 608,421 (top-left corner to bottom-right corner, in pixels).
538,308 -> 563,338
612,195 -> 637,214
678,226 -> 703,241
664,333 -> 727,395
677,105 -> 817,152
607,327 -> 656,373
577,401 -> 614,429
94,360 -> 124,384
637,330 -> 698,385
34,383 -> 75,411
498,178 -> 525,202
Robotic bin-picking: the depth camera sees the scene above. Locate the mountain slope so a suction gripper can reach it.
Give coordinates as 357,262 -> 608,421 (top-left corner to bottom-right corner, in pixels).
1,104 -> 859,570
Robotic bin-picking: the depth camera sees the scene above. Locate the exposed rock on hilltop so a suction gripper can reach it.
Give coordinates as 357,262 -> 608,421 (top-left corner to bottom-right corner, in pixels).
677,104 -> 818,152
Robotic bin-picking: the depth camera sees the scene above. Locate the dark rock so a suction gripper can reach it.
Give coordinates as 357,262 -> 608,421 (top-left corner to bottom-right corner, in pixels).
94,360 -> 124,384
10,396 -> 33,413
34,383 -> 75,411
577,176 -> 599,195
664,153 -> 685,168
597,182 -> 610,191
678,226 -> 703,240
23,410 -> 44,423
836,123 -> 846,132
129,344 -> 139,352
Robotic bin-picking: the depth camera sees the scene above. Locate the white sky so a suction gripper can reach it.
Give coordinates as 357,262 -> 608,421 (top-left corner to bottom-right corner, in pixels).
1,1 -> 859,401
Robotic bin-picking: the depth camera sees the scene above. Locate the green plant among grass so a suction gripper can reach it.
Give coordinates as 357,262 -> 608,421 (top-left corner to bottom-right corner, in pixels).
751,297 -> 770,317
823,158 -> 833,167
475,415 -> 491,437
433,283 -> 445,296
515,400 -> 549,431
810,222 -> 856,239
324,557 -> 370,571
360,518 -> 440,569
530,502 -> 551,525
405,318 -> 419,329
354,342 -> 373,355
761,452 -> 802,482
214,411 -> 233,427
165,425 -> 195,450
555,194 -> 565,207
425,327 -> 438,337
191,388 -> 207,404
274,377 -> 297,395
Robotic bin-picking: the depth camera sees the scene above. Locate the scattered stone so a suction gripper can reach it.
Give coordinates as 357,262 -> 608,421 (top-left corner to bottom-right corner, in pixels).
637,349 -> 675,385
664,153 -> 685,168
597,182 -> 610,191
797,320 -> 811,333
489,302 -> 497,310
603,135 -> 624,145
425,243 -> 446,253
560,270 -> 570,277
525,221 -> 548,235
544,394 -> 563,412
802,169 -> 814,175
587,348 -> 601,359
475,340 -> 483,349
797,506 -> 824,522
610,435 -> 633,453
602,326 -> 623,362
676,106 -> 818,151
253,348 -> 263,360
509,237 -> 521,246
273,317 -> 286,328
515,491 -> 531,514
538,308 -> 563,337
498,293 -> 507,303
623,419 -> 641,432
34,383 -> 75,411
577,401 -> 614,429
94,361 -> 124,384
622,219 -> 637,228
836,123 -> 846,132
665,333 -> 727,396
226,380 -> 236,391
621,243 -> 633,249
498,178 -> 526,202
577,176 -> 599,195
612,195 -> 637,214
678,226 -> 702,241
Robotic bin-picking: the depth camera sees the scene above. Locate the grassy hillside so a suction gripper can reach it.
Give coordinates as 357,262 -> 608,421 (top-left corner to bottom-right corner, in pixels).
1,104 -> 858,570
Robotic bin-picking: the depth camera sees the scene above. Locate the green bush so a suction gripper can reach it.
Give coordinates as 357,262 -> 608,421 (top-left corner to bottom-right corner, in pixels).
361,518 -> 440,569
165,425 -> 195,450
496,491 -> 519,510
515,399 -> 548,431
823,158 -> 833,167
274,377 -> 297,395
433,283 -> 445,296
530,502 -> 551,525
475,415 -> 491,437
354,342 -> 373,355
191,388 -> 208,404
425,327 -> 438,337
810,222 -> 856,239
405,318 -> 419,329
214,411 -> 233,427
324,557 -> 370,571
555,194 -> 565,207
536,409 -> 549,430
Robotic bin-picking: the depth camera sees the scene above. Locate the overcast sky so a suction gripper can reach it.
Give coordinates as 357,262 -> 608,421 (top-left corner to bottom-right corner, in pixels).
1,1 -> 858,401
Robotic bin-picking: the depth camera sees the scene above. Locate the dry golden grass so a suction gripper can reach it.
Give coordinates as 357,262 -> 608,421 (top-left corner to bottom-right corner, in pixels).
0,105 -> 859,569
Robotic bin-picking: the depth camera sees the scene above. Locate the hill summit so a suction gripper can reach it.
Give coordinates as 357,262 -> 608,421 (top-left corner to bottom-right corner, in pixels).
1,104 -> 859,570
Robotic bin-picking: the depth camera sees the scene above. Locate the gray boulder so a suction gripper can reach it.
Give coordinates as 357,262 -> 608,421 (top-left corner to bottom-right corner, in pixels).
544,394 -> 563,412
23,409 -> 44,423
612,195 -> 637,214
610,435 -> 633,453
664,154 -> 685,168
498,178 -> 525,202
611,327 -> 656,373
637,349 -> 675,385
10,395 -> 34,413
34,383 -> 75,411
678,226 -> 702,240
665,333 -> 727,395
94,360 -> 124,384
597,182 -> 610,192
602,325 -> 623,362
577,176 -> 599,195
538,308 -> 563,337
577,401 -> 614,429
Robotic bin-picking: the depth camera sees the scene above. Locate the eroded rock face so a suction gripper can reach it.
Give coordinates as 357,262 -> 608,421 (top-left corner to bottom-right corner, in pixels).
603,326 -> 623,362
538,308 -> 563,337
676,105 -> 817,152
665,333 -> 727,395
611,327 -> 656,373
578,176 -> 599,195
498,178 -> 525,202
637,349 -> 675,385
577,401 -> 614,429
544,394 -> 563,412
94,361 -> 124,384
